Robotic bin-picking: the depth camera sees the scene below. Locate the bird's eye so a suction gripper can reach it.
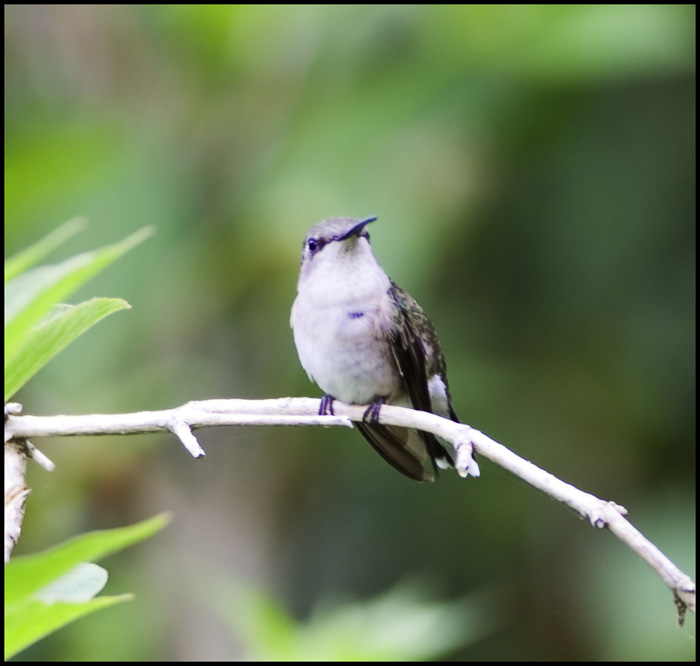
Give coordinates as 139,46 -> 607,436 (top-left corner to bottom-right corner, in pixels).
307,238 -> 319,253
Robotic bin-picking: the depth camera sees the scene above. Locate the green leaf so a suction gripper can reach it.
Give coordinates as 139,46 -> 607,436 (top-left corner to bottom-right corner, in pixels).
4,514 -> 170,659
4,217 -> 87,283
4,225 -> 154,363
5,513 -> 170,605
4,296 -> 131,401
36,563 -> 109,603
5,593 -> 133,660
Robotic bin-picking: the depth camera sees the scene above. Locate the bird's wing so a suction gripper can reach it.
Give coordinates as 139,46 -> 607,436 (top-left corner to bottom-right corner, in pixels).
387,283 -> 454,470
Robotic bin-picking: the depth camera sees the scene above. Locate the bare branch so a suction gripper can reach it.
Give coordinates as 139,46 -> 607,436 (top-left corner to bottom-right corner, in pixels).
4,397 -> 695,621
4,440 -> 30,562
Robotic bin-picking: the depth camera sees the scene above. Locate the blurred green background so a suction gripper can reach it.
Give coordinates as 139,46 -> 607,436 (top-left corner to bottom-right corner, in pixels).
5,4 -> 695,661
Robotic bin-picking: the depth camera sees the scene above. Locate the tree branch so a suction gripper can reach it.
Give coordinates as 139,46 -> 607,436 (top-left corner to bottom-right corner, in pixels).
4,397 -> 695,622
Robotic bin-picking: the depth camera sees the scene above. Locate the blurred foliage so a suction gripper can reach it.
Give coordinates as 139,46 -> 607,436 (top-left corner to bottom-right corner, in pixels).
4,222 -> 163,657
5,222 -> 152,399
4,5 -> 695,661
224,579 -> 496,661
5,514 -> 169,660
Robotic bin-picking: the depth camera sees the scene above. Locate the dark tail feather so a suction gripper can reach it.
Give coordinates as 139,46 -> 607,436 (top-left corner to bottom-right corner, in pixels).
354,422 -> 435,482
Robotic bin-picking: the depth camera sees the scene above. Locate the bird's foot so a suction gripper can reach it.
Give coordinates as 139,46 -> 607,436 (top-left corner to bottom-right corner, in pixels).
362,398 -> 386,424
319,394 -> 335,416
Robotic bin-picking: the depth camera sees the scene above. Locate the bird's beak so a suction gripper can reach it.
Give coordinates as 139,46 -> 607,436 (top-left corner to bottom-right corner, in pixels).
340,216 -> 378,240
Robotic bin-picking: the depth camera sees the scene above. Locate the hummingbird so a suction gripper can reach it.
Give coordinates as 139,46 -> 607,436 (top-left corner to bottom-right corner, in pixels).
290,216 -> 479,482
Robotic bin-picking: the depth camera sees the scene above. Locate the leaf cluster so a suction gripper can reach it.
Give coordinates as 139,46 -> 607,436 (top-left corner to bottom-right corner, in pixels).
4,223 -> 165,659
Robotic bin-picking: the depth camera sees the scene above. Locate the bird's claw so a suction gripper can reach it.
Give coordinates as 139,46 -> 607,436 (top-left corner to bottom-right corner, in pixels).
319,394 -> 335,416
362,399 -> 385,424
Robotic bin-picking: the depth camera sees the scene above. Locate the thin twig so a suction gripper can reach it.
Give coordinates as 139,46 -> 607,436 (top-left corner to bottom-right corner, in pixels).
4,397 -> 695,622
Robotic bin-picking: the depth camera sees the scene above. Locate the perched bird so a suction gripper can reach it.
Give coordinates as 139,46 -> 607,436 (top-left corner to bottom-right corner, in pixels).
291,216 -> 479,481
